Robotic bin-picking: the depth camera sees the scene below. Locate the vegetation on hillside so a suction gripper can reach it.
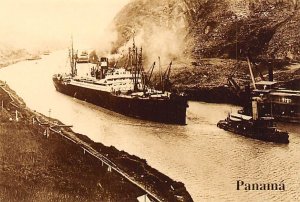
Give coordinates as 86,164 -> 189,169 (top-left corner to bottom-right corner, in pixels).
112,0 -> 300,62
109,0 -> 300,101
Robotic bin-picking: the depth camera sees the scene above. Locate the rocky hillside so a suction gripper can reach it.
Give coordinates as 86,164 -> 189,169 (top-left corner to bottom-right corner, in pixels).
112,0 -> 300,63
109,0 -> 300,102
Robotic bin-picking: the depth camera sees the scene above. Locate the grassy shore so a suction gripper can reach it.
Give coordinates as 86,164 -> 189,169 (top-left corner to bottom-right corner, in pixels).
0,81 -> 193,201
0,84 -> 143,201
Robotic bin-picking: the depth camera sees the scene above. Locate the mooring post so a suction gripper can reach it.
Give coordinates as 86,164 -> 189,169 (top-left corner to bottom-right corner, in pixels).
32,117 -> 35,124
15,110 -> 19,122
83,148 -> 86,154
46,127 -> 50,138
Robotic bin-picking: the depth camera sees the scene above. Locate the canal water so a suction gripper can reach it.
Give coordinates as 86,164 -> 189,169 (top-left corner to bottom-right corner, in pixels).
0,50 -> 299,201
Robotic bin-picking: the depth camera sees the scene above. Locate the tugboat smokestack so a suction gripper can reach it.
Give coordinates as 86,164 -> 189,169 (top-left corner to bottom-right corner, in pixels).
268,66 -> 273,81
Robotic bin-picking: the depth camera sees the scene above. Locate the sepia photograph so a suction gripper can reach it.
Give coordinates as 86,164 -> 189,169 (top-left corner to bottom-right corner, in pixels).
0,0 -> 299,201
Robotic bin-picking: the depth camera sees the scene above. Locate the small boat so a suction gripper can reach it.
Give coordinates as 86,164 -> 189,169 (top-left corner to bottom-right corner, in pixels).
27,55 -> 41,61
217,98 -> 289,144
43,50 -> 50,55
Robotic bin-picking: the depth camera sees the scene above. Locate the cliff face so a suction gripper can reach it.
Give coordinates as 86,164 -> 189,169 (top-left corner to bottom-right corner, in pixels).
110,0 -> 300,102
112,0 -> 300,63
111,0 -> 188,66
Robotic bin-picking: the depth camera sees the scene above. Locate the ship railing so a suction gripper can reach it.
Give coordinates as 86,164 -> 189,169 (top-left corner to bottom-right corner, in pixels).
259,116 -> 275,121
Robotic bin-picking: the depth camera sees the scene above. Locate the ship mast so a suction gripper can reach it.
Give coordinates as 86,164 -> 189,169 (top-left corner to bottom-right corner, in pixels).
158,56 -> 163,92
139,47 -> 146,93
162,61 -> 172,93
126,47 -> 131,70
132,31 -> 136,73
134,47 -> 138,91
132,32 -> 139,92
70,36 -> 76,77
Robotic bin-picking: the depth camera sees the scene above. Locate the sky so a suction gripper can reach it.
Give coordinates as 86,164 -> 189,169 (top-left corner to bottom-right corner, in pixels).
0,0 -> 130,51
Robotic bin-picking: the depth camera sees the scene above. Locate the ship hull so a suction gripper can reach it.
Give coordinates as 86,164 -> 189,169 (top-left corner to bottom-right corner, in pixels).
53,77 -> 188,125
217,120 -> 289,144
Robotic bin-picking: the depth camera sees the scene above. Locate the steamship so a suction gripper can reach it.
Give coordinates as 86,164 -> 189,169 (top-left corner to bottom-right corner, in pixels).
52,42 -> 188,125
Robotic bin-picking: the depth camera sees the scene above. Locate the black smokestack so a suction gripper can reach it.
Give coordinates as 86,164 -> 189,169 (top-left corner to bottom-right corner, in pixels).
268,65 -> 273,81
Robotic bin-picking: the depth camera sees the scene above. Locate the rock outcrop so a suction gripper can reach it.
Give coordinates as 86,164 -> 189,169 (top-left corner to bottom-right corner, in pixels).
112,0 -> 300,63
109,0 -> 300,103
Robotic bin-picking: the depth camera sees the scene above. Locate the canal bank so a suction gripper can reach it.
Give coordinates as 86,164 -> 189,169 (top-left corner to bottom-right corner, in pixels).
1,51 -> 299,201
0,81 -> 193,201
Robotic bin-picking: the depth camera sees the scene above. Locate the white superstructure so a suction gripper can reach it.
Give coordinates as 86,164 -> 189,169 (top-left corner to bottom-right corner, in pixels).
70,68 -> 142,93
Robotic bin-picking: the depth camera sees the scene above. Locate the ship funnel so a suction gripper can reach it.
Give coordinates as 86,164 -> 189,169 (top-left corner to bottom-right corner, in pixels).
268,65 -> 273,81
100,57 -> 108,68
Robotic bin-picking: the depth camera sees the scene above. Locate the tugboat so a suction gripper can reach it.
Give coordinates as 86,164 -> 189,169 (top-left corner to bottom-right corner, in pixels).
52,39 -> 188,125
43,50 -> 50,55
217,97 -> 289,144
